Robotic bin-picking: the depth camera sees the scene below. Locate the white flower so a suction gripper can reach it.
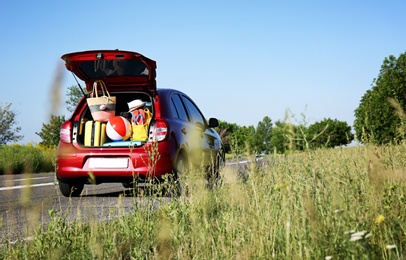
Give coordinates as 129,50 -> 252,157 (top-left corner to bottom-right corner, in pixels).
325,256 -> 333,260
386,245 -> 397,250
351,231 -> 367,237
349,230 -> 368,241
349,236 -> 363,242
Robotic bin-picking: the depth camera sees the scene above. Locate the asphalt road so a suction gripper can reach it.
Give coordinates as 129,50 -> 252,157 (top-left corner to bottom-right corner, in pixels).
0,172 -> 170,243
0,160 -> 252,243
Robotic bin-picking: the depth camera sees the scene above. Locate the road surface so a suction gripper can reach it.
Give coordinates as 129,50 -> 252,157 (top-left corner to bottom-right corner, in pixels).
0,172 -> 170,243
0,159 -> 252,243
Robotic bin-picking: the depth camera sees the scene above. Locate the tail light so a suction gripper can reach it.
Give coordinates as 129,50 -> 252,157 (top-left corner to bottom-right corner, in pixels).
60,120 -> 72,143
152,120 -> 168,141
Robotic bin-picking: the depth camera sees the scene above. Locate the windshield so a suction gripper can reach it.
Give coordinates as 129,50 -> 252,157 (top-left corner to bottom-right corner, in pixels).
78,60 -> 149,78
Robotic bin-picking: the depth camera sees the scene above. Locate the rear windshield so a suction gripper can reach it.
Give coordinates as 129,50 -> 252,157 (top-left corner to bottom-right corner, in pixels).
79,60 -> 149,78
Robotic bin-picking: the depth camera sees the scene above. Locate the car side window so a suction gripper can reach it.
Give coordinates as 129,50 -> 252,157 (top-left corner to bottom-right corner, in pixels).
170,94 -> 188,121
181,96 -> 206,127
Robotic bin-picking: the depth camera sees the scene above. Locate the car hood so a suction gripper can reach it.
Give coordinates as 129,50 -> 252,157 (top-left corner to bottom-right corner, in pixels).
61,50 -> 157,94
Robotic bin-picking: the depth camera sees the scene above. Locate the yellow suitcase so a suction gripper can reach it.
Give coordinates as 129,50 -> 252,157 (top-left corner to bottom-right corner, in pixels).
84,121 -> 107,146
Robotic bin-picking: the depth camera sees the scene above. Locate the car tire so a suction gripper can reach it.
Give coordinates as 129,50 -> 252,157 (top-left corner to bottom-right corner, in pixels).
122,182 -> 132,188
58,180 -> 84,197
164,154 -> 188,197
206,156 -> 223,190
206,165 -> 222,190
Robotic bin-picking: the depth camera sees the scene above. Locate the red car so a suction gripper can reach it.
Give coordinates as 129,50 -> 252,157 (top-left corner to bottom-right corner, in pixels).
56,50 -> 224,197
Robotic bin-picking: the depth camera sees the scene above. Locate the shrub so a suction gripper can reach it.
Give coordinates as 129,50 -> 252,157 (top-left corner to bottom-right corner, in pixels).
0,144 -> 55,174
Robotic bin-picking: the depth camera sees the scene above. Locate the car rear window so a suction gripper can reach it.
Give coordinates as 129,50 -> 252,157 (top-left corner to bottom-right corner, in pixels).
78,60 -> 149,78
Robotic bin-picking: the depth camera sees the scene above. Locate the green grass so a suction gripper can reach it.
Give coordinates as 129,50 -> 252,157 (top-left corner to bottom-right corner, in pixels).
1,143 -> 405,259
0,144 -> 55,175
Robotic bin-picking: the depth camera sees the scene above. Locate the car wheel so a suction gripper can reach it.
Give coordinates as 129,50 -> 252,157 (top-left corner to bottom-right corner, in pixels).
122,182 -> 131,188
207,162 -> 221,189
206,156 -> 223,190
163,154 -> 189,197
58,180 -> 84,197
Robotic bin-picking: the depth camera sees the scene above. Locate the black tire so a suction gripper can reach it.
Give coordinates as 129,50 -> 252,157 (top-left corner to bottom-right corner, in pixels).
122,182 -> 131,188
175,154 -> 188,176
206,156 -> 223,189
163,154 -> 189,197
58,180 -> 84,197
206,165 -> 222,189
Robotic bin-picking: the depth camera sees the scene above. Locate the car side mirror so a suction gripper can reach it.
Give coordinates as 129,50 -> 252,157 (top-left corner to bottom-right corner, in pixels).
208,118 -> 219,128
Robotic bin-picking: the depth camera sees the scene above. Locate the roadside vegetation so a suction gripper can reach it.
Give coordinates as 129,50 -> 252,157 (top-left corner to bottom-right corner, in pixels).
0,144 -> 55,175
0,51 -> 405,258
1,142 -> 405,259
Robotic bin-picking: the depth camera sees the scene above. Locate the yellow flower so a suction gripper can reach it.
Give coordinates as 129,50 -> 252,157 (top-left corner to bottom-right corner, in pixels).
375,214 -> 385,224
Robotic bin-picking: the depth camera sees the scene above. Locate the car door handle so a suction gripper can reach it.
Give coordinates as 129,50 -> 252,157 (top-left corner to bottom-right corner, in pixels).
181,128 -> 187,135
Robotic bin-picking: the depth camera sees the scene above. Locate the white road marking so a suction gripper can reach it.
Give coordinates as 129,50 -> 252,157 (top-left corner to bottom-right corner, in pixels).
0,182 -> 55,191
226,160 -> 250,165
13,177 -> 52,182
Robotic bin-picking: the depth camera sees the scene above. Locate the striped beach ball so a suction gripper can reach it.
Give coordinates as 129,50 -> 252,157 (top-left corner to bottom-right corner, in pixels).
106,116 -> 131,141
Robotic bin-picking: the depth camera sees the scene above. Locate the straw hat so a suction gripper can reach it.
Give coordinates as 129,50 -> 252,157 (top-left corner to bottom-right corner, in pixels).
128,99 -> 145,112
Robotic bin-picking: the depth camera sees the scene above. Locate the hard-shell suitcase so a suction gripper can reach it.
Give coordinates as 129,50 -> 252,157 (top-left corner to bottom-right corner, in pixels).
84,121 -> 107,146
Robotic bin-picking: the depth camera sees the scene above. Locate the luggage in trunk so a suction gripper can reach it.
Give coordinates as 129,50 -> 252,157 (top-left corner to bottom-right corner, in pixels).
84,121 -> 107,146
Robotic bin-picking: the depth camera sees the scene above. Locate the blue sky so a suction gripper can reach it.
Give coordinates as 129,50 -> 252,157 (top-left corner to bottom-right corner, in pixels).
1,1 -> 405,144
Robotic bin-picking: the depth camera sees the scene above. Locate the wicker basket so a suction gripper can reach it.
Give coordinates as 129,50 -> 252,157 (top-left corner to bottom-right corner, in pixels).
86,80 -> 116,122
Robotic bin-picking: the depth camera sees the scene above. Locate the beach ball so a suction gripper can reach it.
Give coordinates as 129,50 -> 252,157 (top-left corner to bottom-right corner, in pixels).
106,116 -> 131,141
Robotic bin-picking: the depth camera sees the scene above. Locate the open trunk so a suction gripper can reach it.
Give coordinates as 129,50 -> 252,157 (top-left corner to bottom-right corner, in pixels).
74,91 -> 154,147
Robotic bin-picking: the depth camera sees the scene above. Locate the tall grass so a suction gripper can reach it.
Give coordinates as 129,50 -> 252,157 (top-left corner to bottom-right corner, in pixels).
1,143 -> 405,259
0,144 -> 55,175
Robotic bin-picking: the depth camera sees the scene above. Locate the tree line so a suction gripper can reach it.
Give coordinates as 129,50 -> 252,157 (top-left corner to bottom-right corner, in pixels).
215,116 -> 353,155
1,51 -> 406,152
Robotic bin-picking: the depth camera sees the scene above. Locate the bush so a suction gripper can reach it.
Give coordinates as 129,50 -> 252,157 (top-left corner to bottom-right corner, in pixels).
0,144 -> 55,174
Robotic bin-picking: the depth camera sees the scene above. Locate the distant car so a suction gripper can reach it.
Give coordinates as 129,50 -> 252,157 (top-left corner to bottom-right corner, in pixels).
56,50 -> 224,197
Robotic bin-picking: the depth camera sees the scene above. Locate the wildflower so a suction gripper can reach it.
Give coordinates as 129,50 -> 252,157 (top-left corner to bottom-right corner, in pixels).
350,236 -> 363,242
375,214 -> 385,224
349,230 -> 367,241
325,256 -> 332,260
352,231 -> 367,237
386,245 -> 396,250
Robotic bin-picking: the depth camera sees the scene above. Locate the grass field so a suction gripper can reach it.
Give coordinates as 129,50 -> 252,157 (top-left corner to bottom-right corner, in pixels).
0,143 -> 405,259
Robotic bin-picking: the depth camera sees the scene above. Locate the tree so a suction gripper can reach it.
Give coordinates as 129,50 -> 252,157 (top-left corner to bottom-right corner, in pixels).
250,116 -> 273,154
215,121 -> 256,155
230,125 -> 255,155
215,120 -> 239,153
0,103 -> 23,145
66,85 -> 85,113
354,51 -> 406,144
35,115 -> 66,147
307,118 -> 354,149
270,121 -> 291,154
